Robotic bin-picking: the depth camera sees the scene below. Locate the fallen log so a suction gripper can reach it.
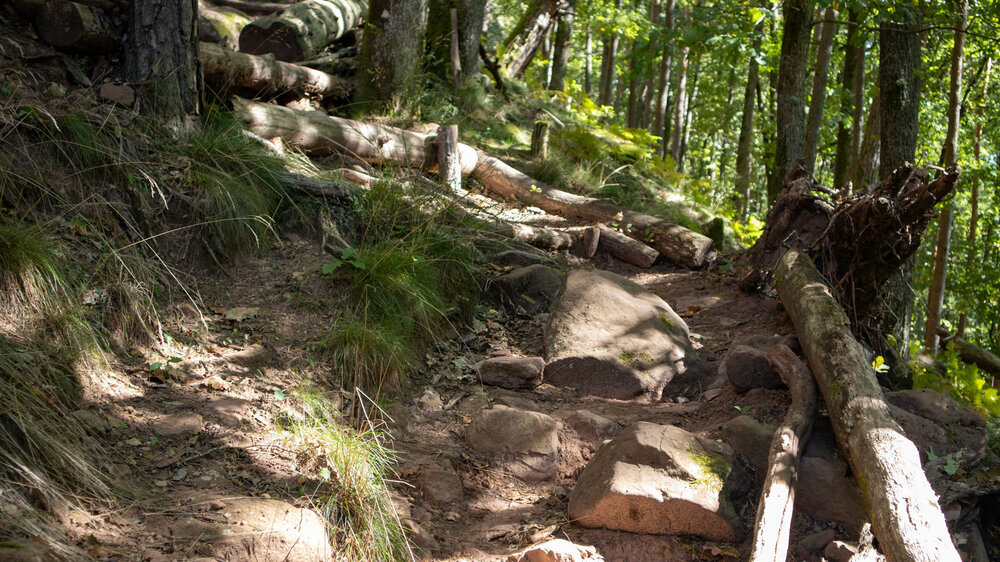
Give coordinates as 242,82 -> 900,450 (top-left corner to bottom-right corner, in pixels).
201,42 -> 352,100
301,47 -> 358,77
198,1 -> 250,48
278,171 -> 359,200
239,0 -> 367,62
596,224 -> 659,268
580,226 -> 599,258
748,344 -> 816,562
33,0 -> 119,53
774,248 -> 959,561
212,0 -> 289,15
938,328 -> 1000,378
232,98 -> 715,268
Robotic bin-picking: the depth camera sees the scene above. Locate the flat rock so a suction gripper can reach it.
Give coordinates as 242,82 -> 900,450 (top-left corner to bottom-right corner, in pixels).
886,388 -> 988,464
720,415 -> 774,484
477,356 -> 545,389
493,264 -> 565,313
465,405 -> 559,481
568,422 -> 744,541
98,82 -> 135,107
165,498 -> 329,561
719,335 -> 798,393
490,250 -> 555,269
795,456 -> 868,537
204,398 -> 252,427
543,270 -> 701,401
153,412 -> 203,437
559,409 -> 621,445
506,538 -> 604,561
417,460 -> 464,504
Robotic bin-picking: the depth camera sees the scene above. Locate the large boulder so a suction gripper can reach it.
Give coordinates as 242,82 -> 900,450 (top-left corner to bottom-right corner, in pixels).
543,270 -> 701,400
886,388 -> 988,465
721,415 -> 774,485
567,422 -> 746,542
465,405 -> 560,481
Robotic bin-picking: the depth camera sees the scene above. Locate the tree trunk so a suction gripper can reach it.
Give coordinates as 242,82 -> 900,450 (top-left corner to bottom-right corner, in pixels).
767,0 -> 812,204
639,0 -> 660,130
597,0 -> 623,107
200,42 -> 352,99
833,9 -> 863,189
735,26 -> 763,221
852,92 -> 880,190
669,7 -> 690,165
198,1 -> 250,49
959,57 -> 990,336
596,224 -> 659,268
924,0 -> 966,353
503,0 -> 559,79
357,0 -> 428,109
748,344 -> 816,562
678,56 -> 699,170
427,0 -> 487,86
238,0 -> 367,62
547,0 -> 575,91
125,0 -> 201,133
653,0 -> 674,158
436,124 -> 461,192
802,6 -> 837,174
878,5 -> 922,178
583,24 -> 593,95
774,249 -> 960,562
34,0 -> 119,53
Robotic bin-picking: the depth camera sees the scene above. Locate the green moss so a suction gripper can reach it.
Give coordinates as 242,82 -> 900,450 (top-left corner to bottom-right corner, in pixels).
659,313 -> 675,329
690,450 -> 731,492
617,351 -> 653,368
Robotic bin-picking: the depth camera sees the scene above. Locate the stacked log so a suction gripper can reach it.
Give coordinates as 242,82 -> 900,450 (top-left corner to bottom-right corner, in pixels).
33,0 -> 119,53
201,42 -> 352,99
199,1 -> 251,48
239,0 -> 367,62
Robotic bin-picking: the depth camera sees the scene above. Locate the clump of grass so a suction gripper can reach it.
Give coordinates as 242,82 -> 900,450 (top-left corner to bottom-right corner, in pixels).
0,221 -> 59,307
180,109 -> 290,254
279,389 -> 411,561
325,176 -> 480,393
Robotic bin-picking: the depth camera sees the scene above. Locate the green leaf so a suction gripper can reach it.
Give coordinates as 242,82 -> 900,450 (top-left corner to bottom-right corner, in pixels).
274,389 -> 286,400
321,261 -> 343,275
149,362 -> 163,371
341,247 -> 358,260
944,455 -> 959,476
167,357 -> 182,363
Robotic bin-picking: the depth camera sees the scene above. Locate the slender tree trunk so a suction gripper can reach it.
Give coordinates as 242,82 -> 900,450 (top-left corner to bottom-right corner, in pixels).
540,22 -> 554,86
547,0 -> 575,91
852,92 -> 880,190
767,0 -> 812,204
427,0 -> 487,87
597,0 -> 623,107
669,5 -> 690,165
833,9 -> 863,189
736,25 -> 763,221
357,0 -> 428,109
958,57 -> 990,337
584,24 -> 593,95
924,0 -> 966,353
504,0 -> 559,79
653,0 -> 675,158
802,6 -> 838,173
678,56 -> 699,170
125,0 -> 201,134
640,0 -> 660,130
626,41 -> 640,127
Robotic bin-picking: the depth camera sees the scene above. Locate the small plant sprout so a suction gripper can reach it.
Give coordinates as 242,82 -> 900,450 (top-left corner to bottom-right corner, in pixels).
872,355 -> 890,374
734,405 -> 750,414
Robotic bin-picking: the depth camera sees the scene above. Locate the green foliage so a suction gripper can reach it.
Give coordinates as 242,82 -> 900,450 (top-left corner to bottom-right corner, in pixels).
912,344 -> 1000,418
278,389 -> 411,561
0,221 -> 59,300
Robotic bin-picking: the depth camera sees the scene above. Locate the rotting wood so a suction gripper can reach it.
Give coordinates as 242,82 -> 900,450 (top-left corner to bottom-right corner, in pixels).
239,0 -> 367,62
749,344 -> 816,562
580,226 -> 599,258
774,249 -> 960,562
201,42 -> 352,100
596,224 -> 658,268
232,98 -> 715,268
33,0 -> 119,53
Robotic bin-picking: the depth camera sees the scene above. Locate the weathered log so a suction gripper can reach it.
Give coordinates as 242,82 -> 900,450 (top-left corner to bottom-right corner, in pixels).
774,249 -> 959,562
301,47 -> 358,76
531,120 -> 549,160
596,224 -> 658,268
278,171 -> 359,200
337,168 -> 377,188
232,98 -> 715,268
239,0 -> 367,62
201,42 -> 351,99
749,344 -> 816,562
580,226 -> 599,258
212,0 -> 289,15
436,124 -> 461,192
33,0 -> 119,53
198,1 -> 250,48
938,328 -> 1000,378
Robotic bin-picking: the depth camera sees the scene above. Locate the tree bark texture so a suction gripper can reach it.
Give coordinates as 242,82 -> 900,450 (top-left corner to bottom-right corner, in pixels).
547,0 -> 575,91
748,344 -> 816,562
198,1 -> 250,49
531,121 -> 549,159
639,0 -> 660,130
239,0 -> 367,62
597,0 -> 622,107
503,0 -> 559,79
356,0 -> 428,108
878,5 -> 922,177
669,7 -> 689,166
436,124 -> 461,192
427,0 -> 487,86
125,0 -> 201,132
767,0 -> 811,204
34,0 -> 119,53
232,98 -> 716,268
833,9 -> 863,190
774,249 -> 960,562
200,42 -> 352,99
801,6 -> 837,173
735,25 -> 762,221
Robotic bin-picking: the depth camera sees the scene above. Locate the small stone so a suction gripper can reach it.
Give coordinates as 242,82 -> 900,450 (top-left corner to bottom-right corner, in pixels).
201,375 -> 230,391
823,540 -> 858,562
417,460 -> 464,504
799,529 -> 836,552
415,388 -> 443,412
507,538 -> 603,562
97,82 -> 135,107
208,500 -> 226,511
405,519 -> 438,550
154,480 -> 168,487
172,468 -> 188,481
477,356 -> 545,389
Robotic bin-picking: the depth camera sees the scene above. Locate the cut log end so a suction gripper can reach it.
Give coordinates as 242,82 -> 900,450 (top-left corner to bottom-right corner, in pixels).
239,23 -> 302,62
35,0 -> 84,48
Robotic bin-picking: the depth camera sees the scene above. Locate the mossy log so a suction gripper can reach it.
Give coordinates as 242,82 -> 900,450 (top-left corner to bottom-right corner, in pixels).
238,0 -> 367,62
774,249 -> 959,562
232,98 -> 715,268
201,42 -> 351,99
33,0 -> 119,53
198,1 -> 250,48
749,344 -> 816,562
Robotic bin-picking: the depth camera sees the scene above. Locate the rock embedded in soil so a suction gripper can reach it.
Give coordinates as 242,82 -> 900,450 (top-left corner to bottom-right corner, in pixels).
506,538 -> 604,561
720,415 -> 774,485
558,409 -> 621,445
799,528 -> 837,553
465,405 -> 560,481
886,388 -> 988,464
492,264 -> 566,314
795,456 -> 869,537
543,270 -> 701,400
477,355 -> 545,389
567,422 -> 744,541
417,459 -> 464,504
153,412 -> 204,437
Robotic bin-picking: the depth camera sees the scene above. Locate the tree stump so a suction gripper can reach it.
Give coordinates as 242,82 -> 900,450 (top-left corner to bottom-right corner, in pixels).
531,120 -> 549,160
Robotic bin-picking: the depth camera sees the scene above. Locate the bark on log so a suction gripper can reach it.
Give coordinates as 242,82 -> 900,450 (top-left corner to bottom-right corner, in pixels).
301,49 -> 358,77
596,224 -> 658,268
580,225 -> 599,258
774,249 -> 959,562
198,1 -> 250,48
749,344 -> 816,562
34,0 -> 119,53
201,42 -> 352,99
238,0 -> 367,62
212,0 -> 289,15
938,328 -> 1000,378
436,124 -> 462,192
278,171 -> 359,199
232,98 -> 715,268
